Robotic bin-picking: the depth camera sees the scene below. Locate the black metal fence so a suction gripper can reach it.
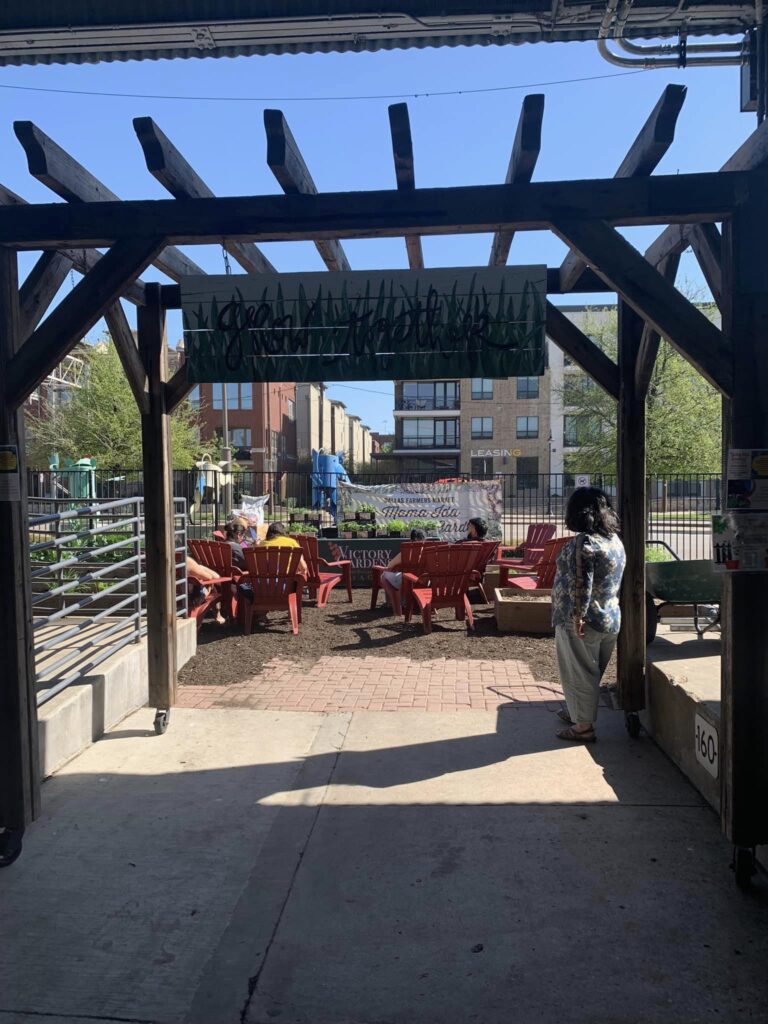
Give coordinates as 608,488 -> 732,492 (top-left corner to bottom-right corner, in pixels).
28,469 -> 720,559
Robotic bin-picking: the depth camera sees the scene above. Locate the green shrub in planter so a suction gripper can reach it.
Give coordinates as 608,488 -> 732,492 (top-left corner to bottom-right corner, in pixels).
422,519 -> 440,534
387,519 -> 407,536
340,521 -> 359,538
408,519 -> 429,532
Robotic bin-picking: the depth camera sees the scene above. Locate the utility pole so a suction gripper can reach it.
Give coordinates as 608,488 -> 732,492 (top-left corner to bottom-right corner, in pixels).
220,383 -> 232,515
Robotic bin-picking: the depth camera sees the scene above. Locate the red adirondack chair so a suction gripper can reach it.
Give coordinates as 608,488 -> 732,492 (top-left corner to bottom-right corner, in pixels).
506,536 -> 570,591
296,535 -> 352,607
186,568 -> 230,630
187,539 -> 239,621
496,523 -> 557,585
377,541 -> 449,615
467,539 -> 500,603
403,545 -> 479,634
241,546 -> 306,635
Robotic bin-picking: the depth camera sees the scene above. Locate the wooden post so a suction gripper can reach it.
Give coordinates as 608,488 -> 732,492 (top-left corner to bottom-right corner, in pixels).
616,299 -> 647,716
137,283 -> 177,728
0,247 -> 40,857
720,196 -> 768,862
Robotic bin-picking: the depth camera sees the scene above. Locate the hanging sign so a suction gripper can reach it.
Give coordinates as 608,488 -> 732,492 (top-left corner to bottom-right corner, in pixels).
0,444 -> 20,501
181,267 -> 546,383
712,512 -> 768,572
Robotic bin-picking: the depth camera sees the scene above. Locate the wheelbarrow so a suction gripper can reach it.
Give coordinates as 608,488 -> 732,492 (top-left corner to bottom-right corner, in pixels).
645,553 -> 722,644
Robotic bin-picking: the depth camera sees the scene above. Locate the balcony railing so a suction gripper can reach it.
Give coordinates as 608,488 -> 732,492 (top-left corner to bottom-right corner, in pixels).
397,437 -> 461,449
398,397 -> 460,411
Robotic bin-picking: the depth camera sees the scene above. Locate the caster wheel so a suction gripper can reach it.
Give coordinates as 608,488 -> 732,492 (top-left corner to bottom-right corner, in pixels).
153,709 -> 170,735
625,712 -> 641,739
732,846 -> 756,889
0,828 -> 24,868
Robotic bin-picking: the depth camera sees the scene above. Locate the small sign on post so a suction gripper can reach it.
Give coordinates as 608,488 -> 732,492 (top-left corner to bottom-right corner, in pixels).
575,473 -> 591,489
0,444 -> 21,501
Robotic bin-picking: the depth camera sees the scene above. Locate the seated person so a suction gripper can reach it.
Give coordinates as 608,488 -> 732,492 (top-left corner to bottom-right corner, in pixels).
466,516 -> 488,541
186,555 -> 226,623
382,528 -> 426,591
258,522 -> 309,576
223,518 -> 249,570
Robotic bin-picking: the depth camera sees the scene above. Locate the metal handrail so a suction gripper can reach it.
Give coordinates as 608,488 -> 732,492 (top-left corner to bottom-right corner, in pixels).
31,496 -> 188,706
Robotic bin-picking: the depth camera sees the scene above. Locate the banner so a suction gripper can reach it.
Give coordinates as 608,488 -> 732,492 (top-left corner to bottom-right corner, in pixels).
181,266 -> 546,383
338,479 -> 503,541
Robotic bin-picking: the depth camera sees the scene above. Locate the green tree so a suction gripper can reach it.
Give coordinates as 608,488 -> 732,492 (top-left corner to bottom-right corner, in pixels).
25,340 -> 203,469
559,307 -> 722,476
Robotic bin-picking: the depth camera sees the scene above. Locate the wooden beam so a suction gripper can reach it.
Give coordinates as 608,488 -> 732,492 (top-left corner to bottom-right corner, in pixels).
14,120 -> 204,282
0,247 -> 40,848
719,198 -> 768,857
545,301 -> 619,399
388,103 -> 424,270
19,250 -> 71,336
489,94 -> 545,267
0,170 -> 746,251
133,117 -> 275,275
644,117 -> 768,270
103,302 -> 149,415
616,299 -> 647,716
560,85 -> 687,291
552,219 -> 732,394
689,223 -> 723,309
634,253 -> 680,400
165,363 -> 193,414
264,109 -> 351,273
138,284 -> 177,716
7,235 -> 165,409
1,181 -> 147,308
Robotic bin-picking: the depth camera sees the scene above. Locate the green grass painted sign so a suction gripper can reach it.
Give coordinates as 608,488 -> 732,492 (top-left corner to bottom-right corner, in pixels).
181,267 -> 546,383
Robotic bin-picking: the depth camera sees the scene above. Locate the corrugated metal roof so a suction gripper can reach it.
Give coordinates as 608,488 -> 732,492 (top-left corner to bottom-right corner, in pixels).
0,2 -> 754,66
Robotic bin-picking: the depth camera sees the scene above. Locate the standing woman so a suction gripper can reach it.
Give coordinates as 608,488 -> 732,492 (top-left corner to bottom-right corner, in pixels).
551,487 -> 626,742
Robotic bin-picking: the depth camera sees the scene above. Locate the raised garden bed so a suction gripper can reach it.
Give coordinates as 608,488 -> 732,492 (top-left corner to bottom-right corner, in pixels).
494,588 -> 553,634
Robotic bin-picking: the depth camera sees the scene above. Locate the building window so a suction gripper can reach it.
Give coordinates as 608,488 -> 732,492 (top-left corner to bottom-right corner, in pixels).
471,417 -> 493,439
516,416 -> 539,439
517,456 -> 539,490
564,414 -> 600,448
471,378 -> 493,400
188,386 -> 200,409
213,383 -> 253,410
270,431 -> 280,460
401,418 -> 459,448
230,428 -> 252,449
287,398 -> 295,421
516,376 -> 539,400
401,381 -> 459,411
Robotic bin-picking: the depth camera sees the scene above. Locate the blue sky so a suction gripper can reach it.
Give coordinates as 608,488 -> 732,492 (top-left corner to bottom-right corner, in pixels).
0,39 -> 751,432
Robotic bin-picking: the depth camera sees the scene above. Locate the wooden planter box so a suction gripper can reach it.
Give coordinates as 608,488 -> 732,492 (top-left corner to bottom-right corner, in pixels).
494,588 -> 553,634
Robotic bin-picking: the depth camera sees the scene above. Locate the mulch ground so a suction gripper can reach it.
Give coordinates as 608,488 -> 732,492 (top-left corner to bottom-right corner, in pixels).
179,588 -> 617,689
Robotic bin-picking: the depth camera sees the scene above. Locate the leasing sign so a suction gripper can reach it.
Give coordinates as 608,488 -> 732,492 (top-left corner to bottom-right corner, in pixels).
181,267 -> 546,383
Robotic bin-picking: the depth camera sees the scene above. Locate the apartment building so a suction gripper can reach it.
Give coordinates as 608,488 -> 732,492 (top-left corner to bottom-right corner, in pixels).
295,382 -> 373,465
189,380 -> 298,472
392,307 -> 604,480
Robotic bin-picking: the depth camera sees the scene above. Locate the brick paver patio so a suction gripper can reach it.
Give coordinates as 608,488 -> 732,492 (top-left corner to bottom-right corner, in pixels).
176,655 -> 565,712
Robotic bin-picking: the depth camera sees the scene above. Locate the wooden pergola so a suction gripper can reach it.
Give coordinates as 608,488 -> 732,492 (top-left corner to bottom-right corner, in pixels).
1,87 -> 766,876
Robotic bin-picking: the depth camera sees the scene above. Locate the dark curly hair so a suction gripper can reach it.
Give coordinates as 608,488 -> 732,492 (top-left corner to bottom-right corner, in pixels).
565,487 -> 619,538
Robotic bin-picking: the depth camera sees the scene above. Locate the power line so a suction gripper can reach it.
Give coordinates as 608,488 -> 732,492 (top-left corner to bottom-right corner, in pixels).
0,68 -> 649,105
327,383 -> 394,397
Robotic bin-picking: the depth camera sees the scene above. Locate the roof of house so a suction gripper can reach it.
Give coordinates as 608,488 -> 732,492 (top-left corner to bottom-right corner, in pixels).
0,1 -> 752,66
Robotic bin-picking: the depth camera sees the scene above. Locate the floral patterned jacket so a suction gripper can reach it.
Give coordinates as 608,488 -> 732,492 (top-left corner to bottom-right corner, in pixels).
551,532 -> 626,634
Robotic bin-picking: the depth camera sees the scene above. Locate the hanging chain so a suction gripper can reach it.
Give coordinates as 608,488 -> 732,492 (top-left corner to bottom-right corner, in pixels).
222,243 -> 232,276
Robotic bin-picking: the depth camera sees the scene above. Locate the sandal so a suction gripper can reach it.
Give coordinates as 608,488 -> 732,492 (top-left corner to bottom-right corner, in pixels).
557,708 -> 573,724
557,726 -> 596,743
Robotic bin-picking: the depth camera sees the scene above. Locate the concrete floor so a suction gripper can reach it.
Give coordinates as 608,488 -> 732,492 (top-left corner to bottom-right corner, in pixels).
1,704 -> 766,1024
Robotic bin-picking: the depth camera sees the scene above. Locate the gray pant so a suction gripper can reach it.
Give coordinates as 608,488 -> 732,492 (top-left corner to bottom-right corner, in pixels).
555,623 -> 618,725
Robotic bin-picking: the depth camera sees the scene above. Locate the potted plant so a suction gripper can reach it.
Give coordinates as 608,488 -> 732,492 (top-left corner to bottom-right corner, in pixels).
355,502 -> 377,523
340,520 -> 358,539
422,519 -> 440,536
408,519 -> 428,533
387,519 -> 406,538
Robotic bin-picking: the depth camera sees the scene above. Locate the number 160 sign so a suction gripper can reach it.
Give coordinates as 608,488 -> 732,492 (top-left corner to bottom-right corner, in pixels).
694,714 -> 719,779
